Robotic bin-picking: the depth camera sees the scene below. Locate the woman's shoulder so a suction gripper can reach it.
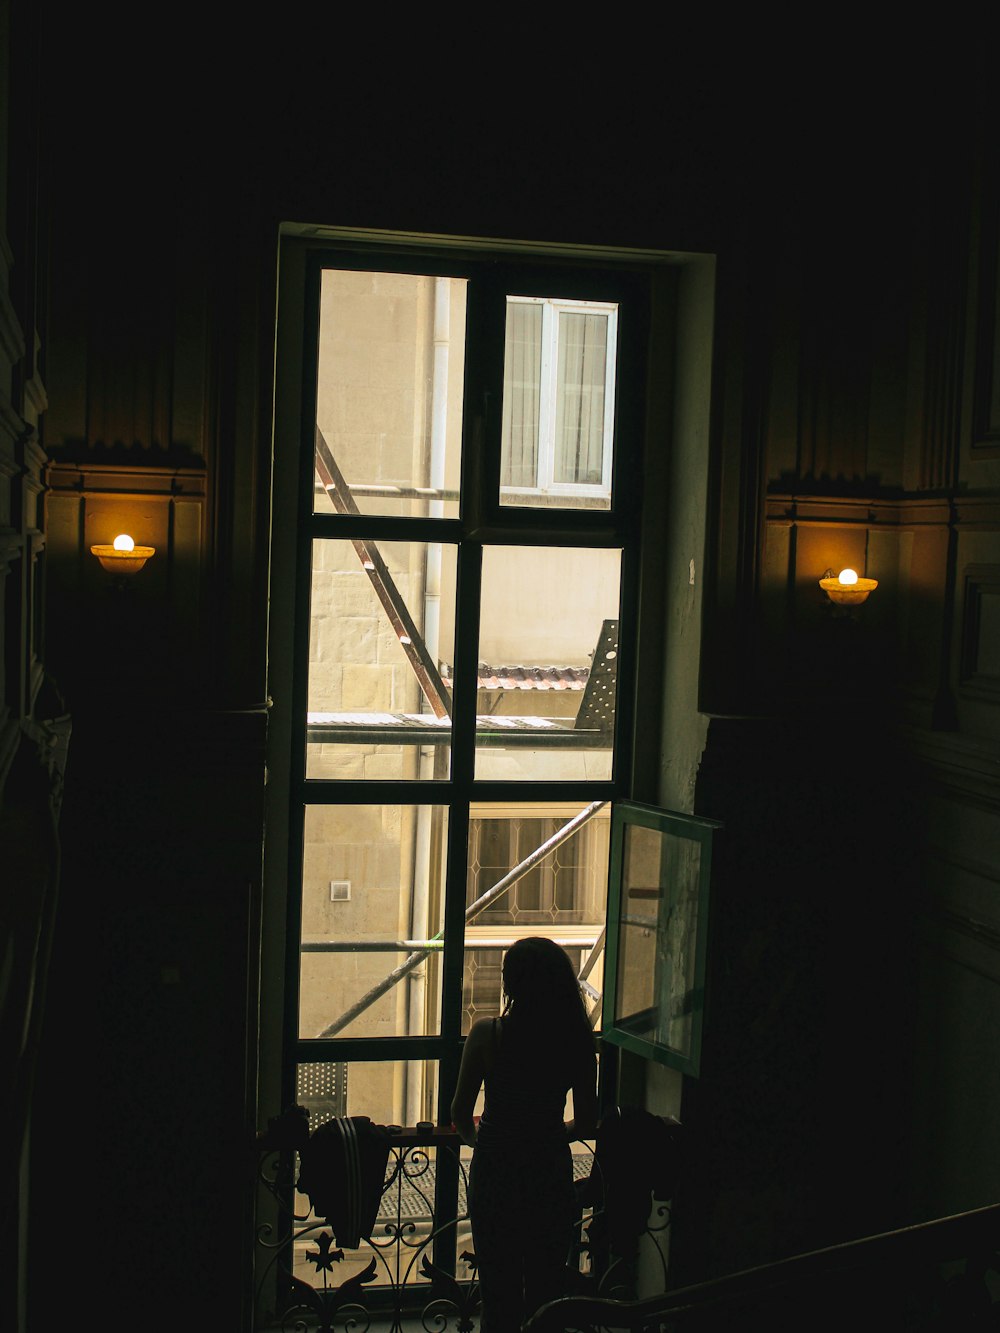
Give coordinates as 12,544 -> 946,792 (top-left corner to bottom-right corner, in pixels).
465,1016 -> 496,1048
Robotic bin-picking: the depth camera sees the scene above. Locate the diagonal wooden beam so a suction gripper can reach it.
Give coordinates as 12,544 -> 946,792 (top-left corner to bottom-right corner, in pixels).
314,427 -> 452,720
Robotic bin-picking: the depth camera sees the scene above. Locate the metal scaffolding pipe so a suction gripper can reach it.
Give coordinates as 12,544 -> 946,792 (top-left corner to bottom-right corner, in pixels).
314,800 -> 607,1038
302,937 -> 598,953
578,926 -> 606,981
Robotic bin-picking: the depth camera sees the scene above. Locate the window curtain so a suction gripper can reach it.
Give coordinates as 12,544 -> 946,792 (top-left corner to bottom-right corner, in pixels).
501,303 -> 541,487
555,312 -> 607,486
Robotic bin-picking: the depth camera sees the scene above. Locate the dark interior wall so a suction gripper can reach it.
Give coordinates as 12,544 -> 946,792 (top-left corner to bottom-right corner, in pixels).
674,89 -> 1000,1280
3,26 -> 996,1327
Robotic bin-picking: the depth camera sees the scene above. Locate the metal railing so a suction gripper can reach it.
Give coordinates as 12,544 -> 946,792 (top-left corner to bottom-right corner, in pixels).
256,1122 -> 609,1333
257,1123 -> 477,1333
255,1109 -> 674,1333
525,1203 -> 1000,1333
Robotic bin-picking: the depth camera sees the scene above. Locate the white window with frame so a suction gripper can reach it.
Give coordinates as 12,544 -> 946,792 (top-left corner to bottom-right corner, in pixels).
500,297 -> 618,509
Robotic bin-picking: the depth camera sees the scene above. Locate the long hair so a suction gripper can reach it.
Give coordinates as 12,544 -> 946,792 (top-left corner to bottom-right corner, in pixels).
500,937 -> 594,1067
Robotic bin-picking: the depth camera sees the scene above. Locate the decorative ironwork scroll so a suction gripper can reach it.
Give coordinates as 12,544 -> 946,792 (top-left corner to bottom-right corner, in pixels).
256,1121 -> 479,1333
255,1109 -> 668,1331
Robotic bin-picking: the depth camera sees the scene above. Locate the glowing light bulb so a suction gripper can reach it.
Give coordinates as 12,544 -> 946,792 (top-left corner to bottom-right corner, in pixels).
819,566 -> 877,604
90,533 -> 155,574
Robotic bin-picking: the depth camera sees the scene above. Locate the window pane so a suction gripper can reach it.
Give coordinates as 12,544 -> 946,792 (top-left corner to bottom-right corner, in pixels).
475,546 -> 621,780
295,1059 -> 440,1140
299,804 -> 448,1039
293,1059 -> 445,1290
462,801 -> 610,1035
615,822 -> 704,1063
306,539 -> 456,780
500,297 -> 616,511
315,270 -> 466,518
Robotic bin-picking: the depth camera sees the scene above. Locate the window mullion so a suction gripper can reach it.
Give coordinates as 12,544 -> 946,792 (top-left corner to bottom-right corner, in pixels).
439,536 -> 481,1057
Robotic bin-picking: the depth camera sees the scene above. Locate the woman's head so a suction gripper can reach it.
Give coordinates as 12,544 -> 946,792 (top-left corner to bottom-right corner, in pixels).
501,937 -> 591,1038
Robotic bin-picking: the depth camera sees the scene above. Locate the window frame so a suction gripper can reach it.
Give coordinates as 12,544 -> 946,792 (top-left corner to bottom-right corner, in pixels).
281,248 -> 645,1071
259,227 -> 712,1319
602,799 -> 720,1077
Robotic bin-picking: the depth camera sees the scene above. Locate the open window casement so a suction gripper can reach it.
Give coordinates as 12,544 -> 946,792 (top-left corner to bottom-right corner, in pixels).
602,800 -> 719,1077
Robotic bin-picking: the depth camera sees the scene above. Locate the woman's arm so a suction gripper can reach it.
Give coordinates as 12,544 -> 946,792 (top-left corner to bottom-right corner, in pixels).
565,1046 -> 598,1142
450,1019 -> 491,1148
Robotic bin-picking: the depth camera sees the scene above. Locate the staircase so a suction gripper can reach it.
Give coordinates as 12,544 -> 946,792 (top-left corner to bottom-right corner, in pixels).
527,1203 -> 1000,1332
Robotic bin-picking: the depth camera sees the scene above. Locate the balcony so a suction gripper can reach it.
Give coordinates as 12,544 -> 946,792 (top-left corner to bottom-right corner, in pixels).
254,1111 -> 673,1333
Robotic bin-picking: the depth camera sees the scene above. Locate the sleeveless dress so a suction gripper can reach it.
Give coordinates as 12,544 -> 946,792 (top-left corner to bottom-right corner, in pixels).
468,1018 -> 578,1332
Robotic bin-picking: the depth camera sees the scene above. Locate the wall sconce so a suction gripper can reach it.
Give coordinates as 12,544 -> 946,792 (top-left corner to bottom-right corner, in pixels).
90,532 -> 156,576
819,567 -> 877,606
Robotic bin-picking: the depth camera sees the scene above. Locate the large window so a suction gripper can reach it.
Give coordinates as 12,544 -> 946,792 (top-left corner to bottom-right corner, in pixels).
284,256 -> 636,1107
262,237 -> 676,1312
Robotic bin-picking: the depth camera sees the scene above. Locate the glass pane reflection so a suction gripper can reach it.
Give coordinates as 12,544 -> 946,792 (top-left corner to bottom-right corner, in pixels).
616,822 -> 703,1063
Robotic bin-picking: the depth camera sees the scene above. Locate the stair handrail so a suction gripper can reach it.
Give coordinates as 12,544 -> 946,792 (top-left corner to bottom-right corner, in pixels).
525,1201 -> 1000,1332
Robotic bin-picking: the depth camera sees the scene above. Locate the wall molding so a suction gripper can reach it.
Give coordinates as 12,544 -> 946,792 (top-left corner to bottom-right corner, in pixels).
960,564 -> 1000,701
23,369 -> 47,421
898,723 -> 1000,812
0,399 -> 26,452
0,711 -> 18,795
924,845 -> 1000,891
954,495 -> 1000,528
915,910 -> 1000,986
47,459 -> 207,500
0,282 -> 25,368
0,528 -> 21,574
972,173 -> 1000,457
933,905 -> 1000,952
766,491 -> 1000,531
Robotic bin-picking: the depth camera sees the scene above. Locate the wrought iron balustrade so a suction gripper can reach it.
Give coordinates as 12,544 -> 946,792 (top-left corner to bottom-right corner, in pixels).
255,1107 -> 671,1332
256,1120 -> 479,1333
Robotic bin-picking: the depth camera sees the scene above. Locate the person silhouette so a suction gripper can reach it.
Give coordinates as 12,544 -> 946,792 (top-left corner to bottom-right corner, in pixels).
451,937 -> 598,1332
